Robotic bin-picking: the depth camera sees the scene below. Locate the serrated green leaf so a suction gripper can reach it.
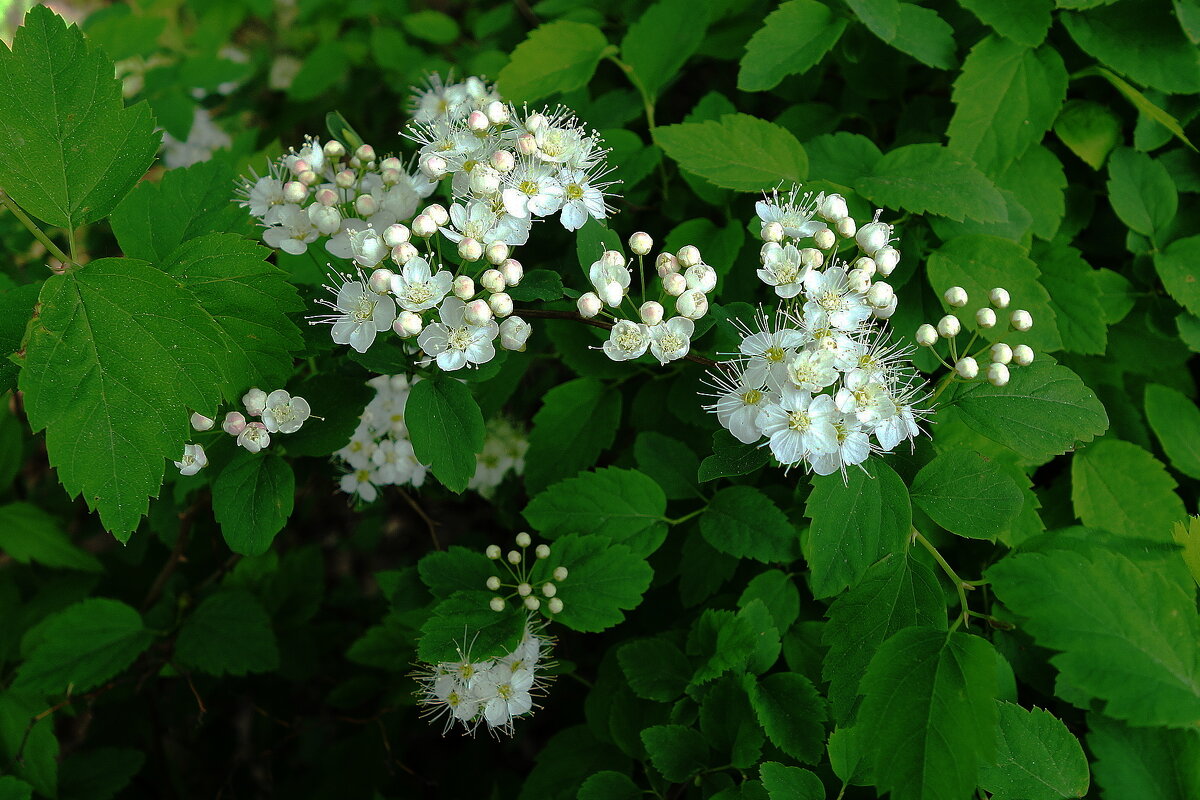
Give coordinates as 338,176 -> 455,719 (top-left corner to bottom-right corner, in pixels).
525,378 -> 621,495
846,0 -> 899,41
699,429 -> 770,482
1071,438 -> 1185,542
803,460 -> 910,598
20,259 -> 226,537
1145,384 -> 1200,479
539,533 -> 653,633
577,771 -> 640,800
401,10 -> 459,45
957,0 -> 1053,46
855,143 -> 1007,222
212,451 -> 295,556
641,725 -> 710,782
0,692 -> 58,797
821,554 -> 946,724
738,1 -> 847,92
497,20 -> 609,103
0,502 -> 101,571
1107,147 -> 1178,240
948,359 -> 1108,461
758,762 -> 824,800
1062,0 -> 1200,94
888,3 -> 957,70
856,628 -> 998,800
978,701 -> 1090,800
688,608 -> 760,685
701,675 -> 766,769
654,114 -> 808,192
1038,243 -> 1108,355
738,570 -> 801,633
911,451 -> 1023,540
418,590 -> 524,663
175,590 -> 279,676
1173,517 -> 1200,588
618,637 -> 691,702
988,548 -> 1200,727
14,598 -> 151,694
506,269 -> 564,302
1054,100 -> 1121,169
1083,65 -> 1198,151
524,467 -> 666,550
634,432 -> 700,500
747,672 -> 826,764
622,0 -> 708,99
418,545 -> 496,599
406,375 -> 485,493
996,145 -> 1066,240
1155,235 -> 1200,315
0,6 -> 158,230
0,282 -> 39,396
1087,714 -> 1200,800
700,485 -> 799,564
948,37 -> 1066,175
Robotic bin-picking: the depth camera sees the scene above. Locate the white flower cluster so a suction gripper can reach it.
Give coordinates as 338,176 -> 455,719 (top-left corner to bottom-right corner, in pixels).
915,286 -> 1035,387
415,620 -> 551,737
237,134 -> 436,257
336,375 -> 429,501
703,189 -> 927,478
468,417 -> 529,497
175,388 -> 312,475
161,107 -> 232,169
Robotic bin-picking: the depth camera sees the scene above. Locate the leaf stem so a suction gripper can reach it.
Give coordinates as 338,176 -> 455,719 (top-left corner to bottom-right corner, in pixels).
664,505 -> 706,525
0,188 -> 74,268
911,527 -> 971,629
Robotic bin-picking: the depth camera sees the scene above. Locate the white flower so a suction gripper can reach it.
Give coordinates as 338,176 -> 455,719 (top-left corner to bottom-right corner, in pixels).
588,256 -> 631,300
757,243 -> 809,298
648,316 -> 694,365
339,466 -> 378,502
417,297 -> 500,371
346,227 -> 389,268
237,422 -> 271,454
835,371 -> 896,426
808,413 -> 874,477
802,268 -> 872,331
311,273 -> 397,353
786,349 -> 838,393
557,167 -> 612,231
238,173 -> 285,219
499,316 -> 532,351
501,160 -> 564,219
602,320 -> 651,362
262,205 -> 319,255
756,389 -> 839,468
703,362 -> 775,444
260,389 -> 312,434
411,74 -> 471,123
756,187 -> 828,238
174,443 -> 208,476
475,666 -> 535,732
440,200 -> 530,247
738,316 -> 809,391
390,257 -> 453,312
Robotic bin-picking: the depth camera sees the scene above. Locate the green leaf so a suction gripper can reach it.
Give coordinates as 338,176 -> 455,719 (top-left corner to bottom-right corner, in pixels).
212,451 -> 296,556
956,0 -> 1053,46
19,258 -> 225,537
699,429 -> 770,482
748,671 -> 826,764
402,10 -> 459,45
525,378 -> 621,495
0,6 -> 158,230
418,545 -> 496,599
978,701 -> 1090,800
1071,439 -> 1185,542
738,1 -> 847,92
577,772 -> 640,800
622,0 -> 708,99
506,269 -> 564,302
1038,243 -> 1108,355
759,762 -> 824,800
1084,65 -> 1198,152
1145,384 -> 1200,479
911,451 -> 1024,540
1062,1 -> 1200,94
1054,100 -> 1121,169
0,502 -> 101,571
701,676 -> 766,769
641,725 -> 710,783
1087,714 -> 1200,800
0,777 -> 32,800
739,570 -> 801,633
540,533 -> 654,633
1173,517 -> 1200,589
524,467 -> 666,550
856,628 -> 998,800
497,20 -> 609,102
996,145 -> 1066,240
0,282 -> 39,396
1107,147 -> 1178,239
174,590 -> 280,676
888,3 -> 957,70
846,0 -> 899,41
701,485 -> 799,564
406,374 -> 486,493
110,161 -> 250,262
988,548 -> 1200,727
418,590 -> 525,663
1155,235 -> 1200,315
0,692 -> 58,797
162,234 -> 305,398
14,598 -> 151,694
803,460 -> 910,598
286,41 -> 347,101
688,608 -> 761,685
821,554 -> 946,724
634,432 -> 700,500
654,114 -> 808,192
618,637 -> 691,702
281,372 -> 373,457
948,37 -> 1066,174
854,143 -> 1007,222
948,359 -> 1108,461
925,235 -> 1062,352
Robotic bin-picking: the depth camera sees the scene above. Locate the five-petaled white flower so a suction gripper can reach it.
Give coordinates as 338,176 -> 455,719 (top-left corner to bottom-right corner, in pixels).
174,443 -> 208,476
648,316 -> 694,365
260,389 -> 312,434
417,297 -> 500,371
602,320 -> 651,362
390,257 -> 453,312
756,389 -> 838,468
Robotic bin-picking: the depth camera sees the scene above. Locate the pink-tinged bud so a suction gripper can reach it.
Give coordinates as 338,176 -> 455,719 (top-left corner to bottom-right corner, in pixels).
467,110 -> 489,132
393,311 -> 423,337
315,188 -> 338,207
380,168 -> 401,186
656,252 -> 680,276
516,133 -> 537,155
390,242 -> 419,266
485,100 -> 510,125
629,231 -> 653,255
290,158 -> 310,176
335,170 -> 355,189
577,292 -> 602,318
297,169 -> 318,186
282,181 -> 306,203
490,149 -> 516,173
222,411 -> 247,436
499,316 -> 530,350
355,144 -> 376,163
412,214 -> 437,238
485,241 -> 509,265
481,269 -> 506,294
677,245 -> 702,267
354,194 -> 378,217
639,301 -> 664,326
458,237 -> 483,262
242,387 -> 267,416
676,289 -> 709,320
190,412 -> 215,431
500,258 -> 523,286
323,140 -> 346,159
465,299 -> 493,326
488,292 -> 513,318
420,154 -> 448,179
601,249 -> 625,268
453,275 -> 475,299
380,156 -> 402,172
368,268 -> 394,294
601,280 -> 624,308
662,272 -> 687,296
425,204 -> 450,226
383,224 -> 410,247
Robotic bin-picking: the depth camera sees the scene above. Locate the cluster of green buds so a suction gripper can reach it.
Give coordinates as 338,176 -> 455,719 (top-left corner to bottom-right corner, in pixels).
916,285 -> 1035,387
484,532 -> 567,614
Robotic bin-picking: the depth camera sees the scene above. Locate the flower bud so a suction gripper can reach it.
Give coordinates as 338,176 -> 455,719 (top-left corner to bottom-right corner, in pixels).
298,169 -> 318,186
1010,309 -> 1033,331
621,232 -> 650,256
323,140 -> 346,159
222,411 -> 247,436
874,246 -> 900,276
955,356 -> 979,379
1012,344 -> 1034,366
470,165 -> 501,195
685,264 -> 718,293
315,187 -> 338,207
424,204 -> 450,226
916,324 -> 938,347
847,268 -> 872,293
548,597 -> 564,614
975,307 -> 997,328
639,301 -> 664,326
867,280 -> 893,309
601,280 -> 624,308
813,228 -> 836,250
761,221 -> 785,243
989,287 -> 1010,308
937,315 -> 961,338
987,362 -> 1010,387
391,241 -> 419,266
663,272 -> 687,296
542,582 -> 557,597
490,149 -> 515,173
836,216 -> 857,238
553,566 -> 569,582
243,387 -> 267,416
488,291 -> 513,318
799,248 -> 824,268
516,133 -> 537,156
485,544 -> 501,559
380,168 -> 401,186
335,169 -> 356,188
515,532 -> 531,547
577,292 -> 603,318
499,316 -> 531,350
412,214 -> 437,238
856,221 -> 891,253
290,158 -> 310,176
354,144 -> 376,163
517,582 -> 531,596
485,100 -> 509,125
368,267 -> 394,294
677,245 -> 702,268
481,269 -> 506,294
507,550 -> 521,564
821,193 -> 849,221
524,596 -> 541,611
453,275 -> 475,300
382,224 -> 410,248
942,287 -> 967,308
354,194 -> 378,217
467,110 -> 489,133
380,156 -> 402,172
486,576 -> 501,591
526,112 -> 547,130
873,294 -> 898,319
676,289 -> 709,319
465,300 -> 492,326
393,311 -> 423,337
489,597 -> 506,612
853,256 -> 877,276
535,544 -> 550,559
282,180 -> 307,203
656,252 -> 680,276
599,249 -> 623,269
485,241 -> 509,266
457,237 -> 483,262
190,412 -> 215,431
420,154 -> 448,179
500,258 -> 524,286
991,342 -> 1013,364
309,204 -> 341,234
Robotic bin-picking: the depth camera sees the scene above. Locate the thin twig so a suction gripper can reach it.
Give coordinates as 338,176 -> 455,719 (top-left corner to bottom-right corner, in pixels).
516,307 -> 719,367
398,488 -> 441,550
142,503 -> 199,611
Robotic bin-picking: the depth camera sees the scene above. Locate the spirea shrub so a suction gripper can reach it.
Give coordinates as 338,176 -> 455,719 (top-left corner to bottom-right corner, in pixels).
0,2 -> 1197,798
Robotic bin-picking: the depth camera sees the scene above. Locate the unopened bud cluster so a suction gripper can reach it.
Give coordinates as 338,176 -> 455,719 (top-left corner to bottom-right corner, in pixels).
485,533 -> 566,615
915,286 -> 1035,387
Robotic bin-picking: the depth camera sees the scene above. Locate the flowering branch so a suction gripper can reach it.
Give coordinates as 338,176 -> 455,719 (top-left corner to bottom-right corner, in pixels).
516,307 -> 718,367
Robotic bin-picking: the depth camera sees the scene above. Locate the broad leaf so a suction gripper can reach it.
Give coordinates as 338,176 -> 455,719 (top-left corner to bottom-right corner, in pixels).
538,533 -> 653,633
497,20 -> 609,102
405,374 -> 486,493
911,451 -> 1024,540
701,676 -> 765,769
524,378 -> 620,495
699,429 -> 770,482
524,467 -> 666,550
14,598 -> 152,694
417,546 -> 496,599
418,590 -> 524,663
1062,1 -> 1200,94
1155,235 -> 1200,316
738,1 -> 847,92
0,692 -> 58,796
1071,439 -> 1184,542
1038,243 -> 1107,355
634,432 -> 701,500
747,672 -> 826,764
1107,147 -> 1177,240
618,638 -> 691,702
212,451 -> 296,556
759,763 -> 825,800
855,143 -> 1007,222
1087,714 -> 1200,800
888,3 -> 957,70
701,485 -> 799,564
957,0 -> 1053,46
622,0 -> 708,99
175,590 -> 280,676
654,114 -> 808,192
978,701 -> 1090,800
997,145 -> 1066,240
641,725 -> 709,783
1145,384 -> 1200,479
0,502 -> 101,571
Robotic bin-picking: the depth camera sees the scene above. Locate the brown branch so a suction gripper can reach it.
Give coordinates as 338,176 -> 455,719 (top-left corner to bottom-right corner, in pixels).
516,308 -> 719,368
141,502 -> 200,611
398,488 -> 441,550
